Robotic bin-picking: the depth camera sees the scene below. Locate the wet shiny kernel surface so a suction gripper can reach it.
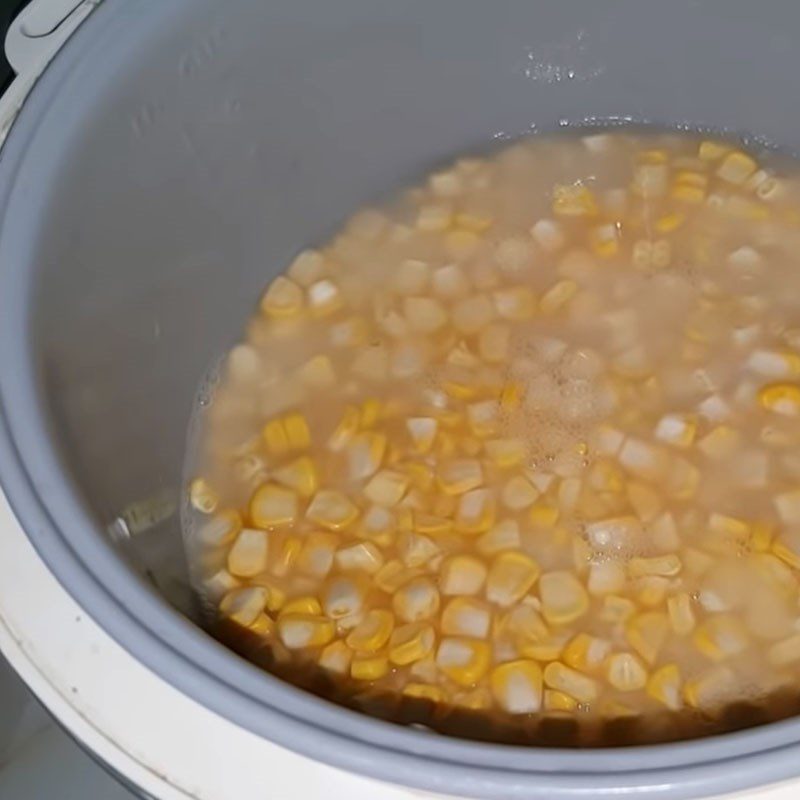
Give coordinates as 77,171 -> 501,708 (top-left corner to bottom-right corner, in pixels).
187,131 -> 800,745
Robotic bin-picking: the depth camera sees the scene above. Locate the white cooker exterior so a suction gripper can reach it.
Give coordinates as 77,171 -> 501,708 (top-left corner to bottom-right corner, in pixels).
0,3 -> 798,799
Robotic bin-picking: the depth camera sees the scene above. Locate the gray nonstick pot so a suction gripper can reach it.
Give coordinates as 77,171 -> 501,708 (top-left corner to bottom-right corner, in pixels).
2,1 -> 800,797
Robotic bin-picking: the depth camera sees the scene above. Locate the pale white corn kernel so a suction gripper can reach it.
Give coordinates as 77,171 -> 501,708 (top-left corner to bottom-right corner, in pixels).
336,542 -> 384,574
227,528 -> 270,578
440,555 -> 488,596
432,264 -> 470,298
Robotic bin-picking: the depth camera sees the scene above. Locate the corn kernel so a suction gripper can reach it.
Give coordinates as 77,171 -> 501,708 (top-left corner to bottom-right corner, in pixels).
403,683 -> 444,703
345,609 -> 394,653
403,296 -> 448,334
655,212 -> 685,233
406,417 -> 438,454
589,224 -> 620,258
501,475 -> 539,511
351,654 -> 389,681
287,249 -> 326,287
306,490 -> 358,531
486,551 -> 540,607
250,484 -> 298,529
438,459 -> 483,495
278,614 -> 335,649
717,150 -> 757,185
698,425 -> 741,460
491,660 -> 543,713
478,323 -> 511,363
189,477 -> 219,514
626,612 -> 669,664
775,489 -> 800,525
588,561 -> 625,596
335,542 -> 384,574
684,665 -> 737,710
619,438 -> 669,481
393,577 -> 440,623
273,456 -> 319,498
295,532 -> 337,578
328,406 -> 361,452
543,662 -> 598,703
280,596 -> 323,616
629,555 -> 682,578
552,183 -> 598,217
466,400 -> 499,437
456,488 -> 496,534
362,469 -> 409,507
605,652 -> 648,691
441,597 -> 492,638
539,571 -> 589,626
437,637 -> 491,687
655,413 -> 697,449
298,355 -> 336,388
563,634 -> 611,672
601,595 -> 636,624
694,616 -> 750,661
529,503 -> 560,529
319,640 -> 352,675
647,663 -> 682,710
477,520 -> 521,556
227,528 -> 270,578
667,593 -> 696,636
261,275 -> 304,318
323,577 -> 364,619
219,586 -> 269,627
768,634 -> 800,667
389,622 -> 436,665
198,510 -> 243,549
493,287 -> 537,321
540,279 -> 578,314
347,431 -> 388,481
440,555 -> 488,596
308,278 -> 344,317
483,438 -> 524,468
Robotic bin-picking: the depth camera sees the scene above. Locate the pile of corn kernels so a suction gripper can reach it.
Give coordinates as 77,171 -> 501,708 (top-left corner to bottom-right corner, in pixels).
188,131 -> 800,742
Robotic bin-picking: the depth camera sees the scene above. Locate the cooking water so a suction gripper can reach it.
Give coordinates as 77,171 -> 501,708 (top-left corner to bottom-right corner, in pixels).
183,130 -> 800,745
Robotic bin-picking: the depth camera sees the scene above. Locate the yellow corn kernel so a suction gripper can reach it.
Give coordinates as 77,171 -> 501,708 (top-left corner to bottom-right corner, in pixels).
477,520 -> 521,556
403,683 -> 444,703
336,541 -> 384,574
456,211 -> 493,232
484,438 -> 525,469
539,571 -> 589,626
263,417 -> 291,457
323,573 -> 366,619
351,654 -> 389,681
654,413 -> 696,448
307,278 -> 344,317
273,455 -> 319,498
629,555 -> 682,578
490,660 -> 543,713
347,431 -> 388,481
775,489 -> 800,525
219,586 -> 269,627
441,597 -> 492,638
227,528 -> 270,578
588,224 -> 620,258
519,630 -> 571,662
306,490 -> 358,531
297,354 -> 336,389
440,555 -> 488,596
406,417 -> 438,454
375,560 -> 419,593
416,204 -> 452,231
698,425 -> 741,460
750,521 -> 774,553
284,412 -> 311,450
249,613 -> 275,637
438,459 -> 483,495
635,576 -> 669,607
499,381 -> 524,411
189,477 -> 219,514
318,640 -> 352,675
626,612 -> 669,664
543,662 -> 598,703
280,596 -> 322,616
346,609 -> 395,652
717,150 -> 757,185
486,551 -> 541,607
529,503 -> 560,529
328,405 -> 361,452
693,616 -> 749,661
413,513 -> 452,536
646,663 -> 682,710
436,637 -> 491,687
393,577 -> 440,623
389,622 -> 436,665
540,279 -> 578,314
249,483 -> 298,529
546,689 -> 579,712
699,140 -> 730,161
455,488 -> 496,534
563,634 -> 611,672
278,614 -> 335,649
261,275 -> 304,318
709,512 -> 751,542
601,595 -> 636,624
493,287 -> 537,321
768,634 -> 800,667
750,554 -> 796,598
362,469 -> 409,507
552,183 -> 598,217
655,212 -> 685,233
667,593 -> 696,636
684,665 -> 737,710
772,536 -> 800,570
501,475 -> 539,511
605,652 -> 647,692
671,171 -> 708,203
